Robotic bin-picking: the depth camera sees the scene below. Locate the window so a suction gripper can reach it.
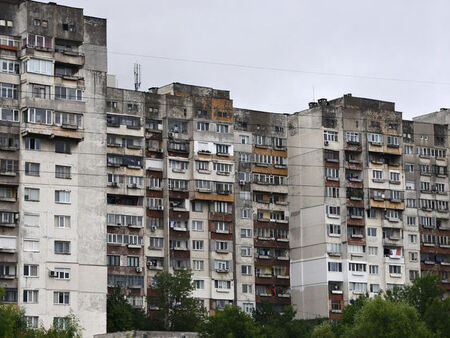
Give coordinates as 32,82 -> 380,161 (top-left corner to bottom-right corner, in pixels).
25,59 -> 52,75
24,137 -> 40,150
389,265 -> 401,274
328,262 -> 342,272
53,317 -> 69,330
404,145 -> 413,154
241,247 -> 251,257
55,165 -> 71,179
24,188 -> 39,201
23,239 -> 39,252
409,270 -> 419,281
192,201 -> 203,212
370,284 -> 380,294
149,237 -> 164,249
407,216 -> 416,226
324,130 -> 338,142
241,228 -> 252,238
194,280 -> 204,290
349,263 -> 366,272
368,133 -> 383,144
55,86 -> 82,101
408,234 -> 417,244
240,191 -> 251,200
215,241 -> 229,251
54,267 -> 70,279
196,121 -> 209,131
242,284 -> 252,294
406,199 -> 416,208
216,144 -> 230,155
54,112 -> 82,128
24,264 -> 38,277
62,23 -> 76,31
368,246 -> 378,256
367,228 -> 377,237
29,84 -> 50,99
405,181 -> 415,190
387,135 -> 399,146
55,140 -> 71,154
372,170 -> 383,180
349,283 -> 367,293
240,135 -> 249,144
107,255 -> 120,266
324,167 -> 339,179
192,240 -> 204,250
214,280 -> 231,289
327,223 -> 341,235
54,292 -> 70,305
0,108 -> 18,124
23,290 -> 38,303
326,205 -> 340,217
20,160 -> 40,180
24,213 -> 39,227
390,171 -> 400,182
193,260 -> 204,271
25,316 -> 39,328
127,256 -> 139,267
0,59 -> 19,75
216,123 -> 229,133
409,252 -> 418,262
241,265 -> 252,275
54,241 -> 70,254
55,190 -> 70,204
25,162 -> 40,176
191,220 -> 203,231
404,163 -> 414,173
241,209 -> 250,219
325,187 -> 339,198
345,132 -> 359,143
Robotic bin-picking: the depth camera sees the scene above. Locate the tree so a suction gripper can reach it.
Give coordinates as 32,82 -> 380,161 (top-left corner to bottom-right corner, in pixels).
200,305 -> 261,338
148,269 -> 206,331
331,294 -> 368,337
253,301 -> 326,338
342,297 -> 432,338
107,287 -> 150,332
311,322 -> 335,338
423,297 -> 450,338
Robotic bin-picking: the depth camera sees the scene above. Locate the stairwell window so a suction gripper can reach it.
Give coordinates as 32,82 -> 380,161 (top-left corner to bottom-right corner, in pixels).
55,215 -> 70,228
24,188 -> 39,201
54,240 -> 70,254
23,290 -> 38,303
25,162 -> 40,176
55,140 -> 71,154
54,291 -> 70,305
55,190 -> 70,204
24,137 -> 40,150
55,165 -> 71,179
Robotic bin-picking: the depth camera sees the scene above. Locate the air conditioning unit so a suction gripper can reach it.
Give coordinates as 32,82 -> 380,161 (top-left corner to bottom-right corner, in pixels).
239,180 -> 246,185
324,141 -> 329,146
136,267 -> 142,273
157,205 -> 164,210
14,213 -> 19,220
151,225 -> 157,232
49,270 -> 57,278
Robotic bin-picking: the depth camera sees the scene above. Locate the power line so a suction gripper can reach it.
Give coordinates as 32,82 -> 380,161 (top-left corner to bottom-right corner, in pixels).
83,47 -> 450,87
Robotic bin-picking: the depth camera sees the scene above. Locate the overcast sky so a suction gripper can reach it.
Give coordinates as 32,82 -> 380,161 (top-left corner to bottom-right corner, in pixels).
59,0 -> 450,119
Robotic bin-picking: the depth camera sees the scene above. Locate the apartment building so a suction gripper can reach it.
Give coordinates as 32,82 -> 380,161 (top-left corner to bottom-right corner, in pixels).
106,87 -> 146,308
0,0 -> 107,336
288,95 -> 415,319
233,109 -> 290,313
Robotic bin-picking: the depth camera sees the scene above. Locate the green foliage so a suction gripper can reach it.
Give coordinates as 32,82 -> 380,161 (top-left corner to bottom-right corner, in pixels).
148,269 -> 206,332
342,297 -> 432,338
0,304 -> 82,338
107,287 -> 151,333
253,302 -> 326,338
200,305 -> 261,338
331,294 -> 368,337
311,322 -> 335,338
423,296 -> 450,338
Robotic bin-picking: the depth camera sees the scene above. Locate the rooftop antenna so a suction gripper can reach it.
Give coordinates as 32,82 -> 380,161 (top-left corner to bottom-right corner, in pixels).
312,85 -> 315,101
134,63 -> 141,91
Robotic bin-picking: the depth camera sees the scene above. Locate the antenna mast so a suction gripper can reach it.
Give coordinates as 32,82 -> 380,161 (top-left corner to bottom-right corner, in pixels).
134,63 -> 141,91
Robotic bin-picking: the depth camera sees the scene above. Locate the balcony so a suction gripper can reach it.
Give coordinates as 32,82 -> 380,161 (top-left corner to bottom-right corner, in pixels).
54,50 -> 85,67
21,123 -> 83,141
